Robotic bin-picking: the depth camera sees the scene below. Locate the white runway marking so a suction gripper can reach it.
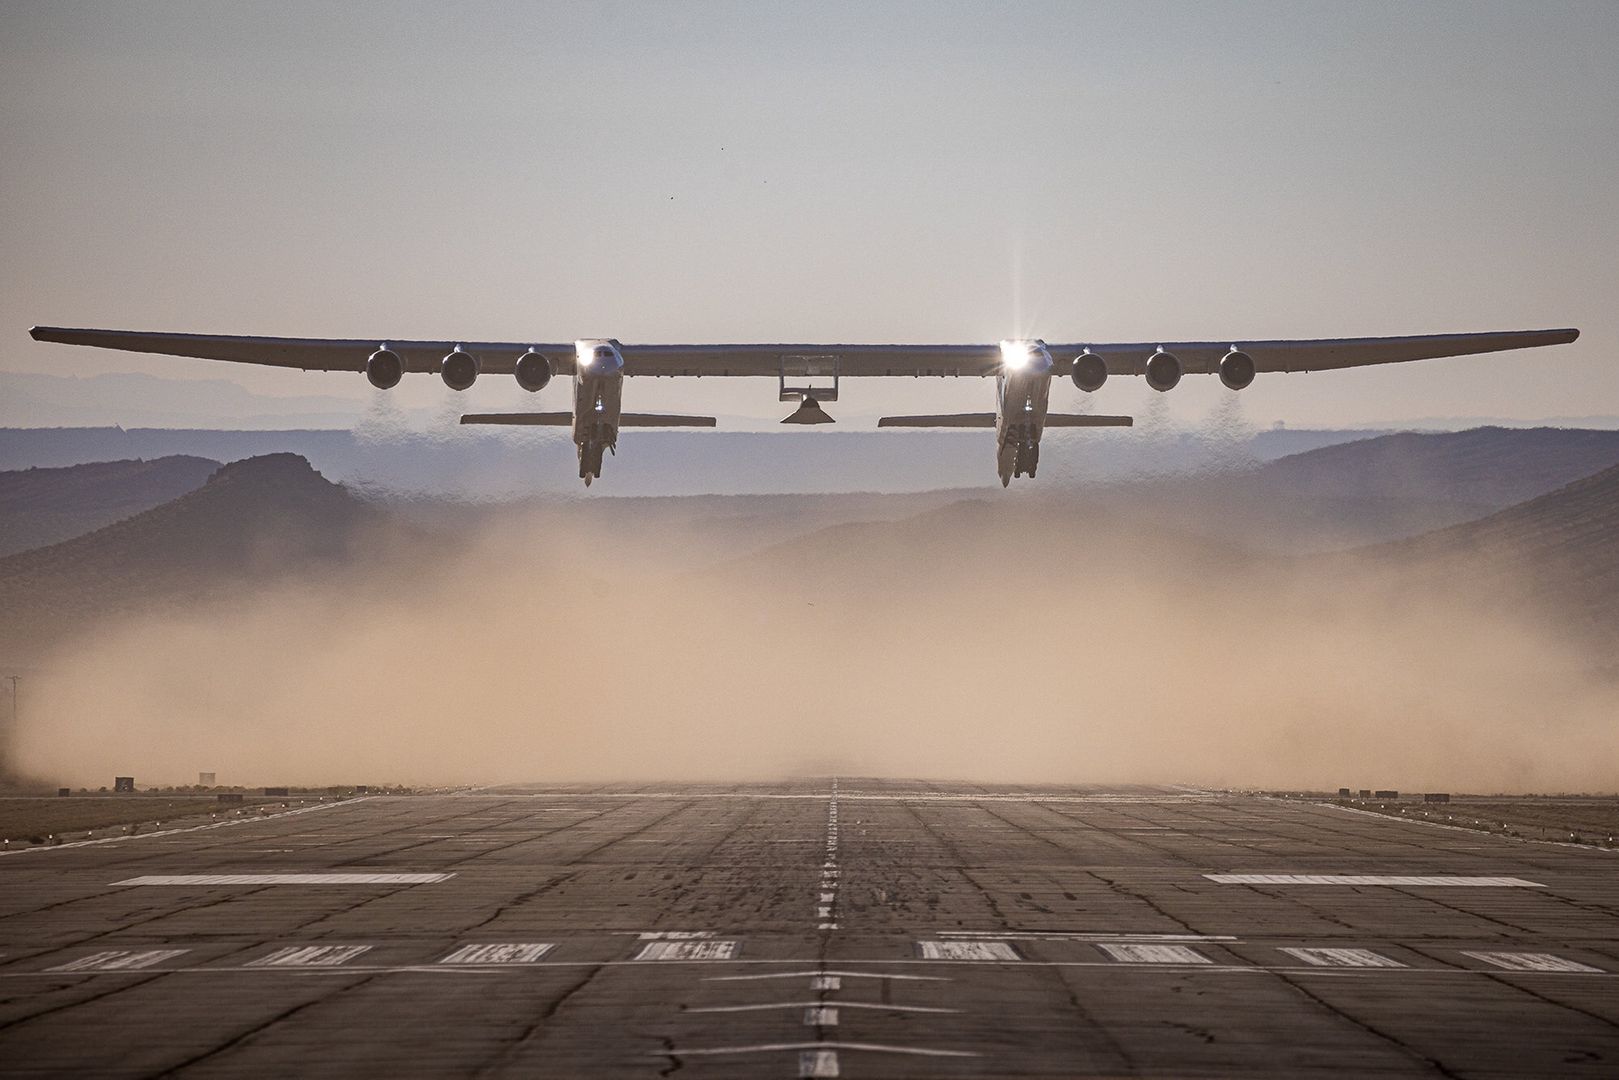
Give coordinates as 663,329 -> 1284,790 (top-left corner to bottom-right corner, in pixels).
660,1041 -> 979,1059
804,1006 -> 839,1026
635,940 -> 738,961
439,943 -> 554,965
1464,951 -> 1603,973
918,941 -> 1020,961
941,930 -> 1238,942
706,970 -> 948,983
1206,874 -> 1544,887
248,945 -> 372,968
1098,943 -> 1211,964
1281,947 -> 1405,968
812,975 -> 841,990
635,931 -> 714,940
49,949 -> 189,972
799,1048 -> 840,1077
115,873 -> 452,886
689,1001 -> 958,1015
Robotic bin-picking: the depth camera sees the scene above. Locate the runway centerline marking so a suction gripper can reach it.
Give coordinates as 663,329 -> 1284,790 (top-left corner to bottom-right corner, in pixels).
804,1006 -> 838,1026
439,943 -> 554,965
1464,951 -> 1603,973
248,945 -> 371,968
1281,947 -> 1405,968
48,949 -> 189,972
918,941 -> 1020,961
1205,874 -> 1544,887
114,873 -> 453,886
799,1049 -> 839,1077
1098,944 -> 1212,965
635,940 -> 738,961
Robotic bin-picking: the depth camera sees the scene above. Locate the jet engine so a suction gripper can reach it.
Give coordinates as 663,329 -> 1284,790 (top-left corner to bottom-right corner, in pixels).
1219,349 -> 1256,391
1071,351 -> 1107,392
515,350 -> 552,392
366,348 -> 404,389
441,347 -> 479,391
1145,349 -> 1182,392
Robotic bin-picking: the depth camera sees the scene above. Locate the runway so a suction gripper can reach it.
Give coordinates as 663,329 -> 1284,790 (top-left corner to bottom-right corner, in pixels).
2,780 -> 1617,1077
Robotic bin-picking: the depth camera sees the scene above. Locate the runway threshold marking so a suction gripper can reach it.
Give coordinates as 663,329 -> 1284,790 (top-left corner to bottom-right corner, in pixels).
1463,951 -> 1604,973
439,944 -> 553,965
248,945 -> 372,968
1097,943 -> 1211,965
918,941 -> 1020,961
48,949 -> 189,972
1205,874 -> 1544,887
1280,947 -> 1404,968
635,940 -> 738,961
114,873 -> 453,886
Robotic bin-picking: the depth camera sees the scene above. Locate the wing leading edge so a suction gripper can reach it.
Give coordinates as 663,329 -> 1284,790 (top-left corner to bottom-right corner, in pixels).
28,326 -> 1578,379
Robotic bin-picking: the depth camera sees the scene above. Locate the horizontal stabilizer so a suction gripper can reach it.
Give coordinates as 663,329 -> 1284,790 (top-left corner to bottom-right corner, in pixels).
619,413 -> 717,427
878,413 -> 997,428
460,412 -> 573,425
1044,414 -> 1133,427
877,413 -> 1134,428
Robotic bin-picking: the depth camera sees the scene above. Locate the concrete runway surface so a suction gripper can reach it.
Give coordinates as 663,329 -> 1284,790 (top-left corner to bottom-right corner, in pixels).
2,780 -> 1617,1077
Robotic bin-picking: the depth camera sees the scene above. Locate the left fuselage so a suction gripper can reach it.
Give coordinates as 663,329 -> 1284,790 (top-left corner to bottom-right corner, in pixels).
995,340 -> 1053,485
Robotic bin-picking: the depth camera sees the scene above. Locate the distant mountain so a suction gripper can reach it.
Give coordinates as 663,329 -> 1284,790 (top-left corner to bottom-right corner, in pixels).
0,456 -> 219,557
0,454 -> 380,659
1374,462 -> 1619,639
1244,427 -> 1619,510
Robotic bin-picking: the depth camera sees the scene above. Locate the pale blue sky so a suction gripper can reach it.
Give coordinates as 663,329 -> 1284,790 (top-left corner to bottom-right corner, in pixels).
3,0 -> 1615,428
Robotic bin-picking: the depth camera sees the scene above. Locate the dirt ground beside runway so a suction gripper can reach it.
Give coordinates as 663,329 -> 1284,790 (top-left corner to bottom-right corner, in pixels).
0,795 -> 325,843
1318,795 -> 1619,847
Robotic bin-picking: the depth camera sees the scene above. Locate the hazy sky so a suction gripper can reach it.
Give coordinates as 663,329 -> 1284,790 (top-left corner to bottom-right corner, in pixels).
3,0 -> 1615,428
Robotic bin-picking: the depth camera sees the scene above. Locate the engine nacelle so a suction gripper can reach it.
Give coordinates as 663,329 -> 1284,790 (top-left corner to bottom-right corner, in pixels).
440,347 -> 479,391
366,348 -> 404,390
1219,349 -> 1256,391
1071,351 -> 1107,392
1145,349 -> 1182,392
514,350 -> 552,392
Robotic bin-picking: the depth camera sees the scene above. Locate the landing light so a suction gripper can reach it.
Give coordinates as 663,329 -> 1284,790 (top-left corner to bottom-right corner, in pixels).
999,340 -> 1035,370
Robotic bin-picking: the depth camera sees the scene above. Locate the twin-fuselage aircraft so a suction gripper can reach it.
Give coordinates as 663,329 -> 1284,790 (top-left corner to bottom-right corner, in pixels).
28,326 -> 1580,486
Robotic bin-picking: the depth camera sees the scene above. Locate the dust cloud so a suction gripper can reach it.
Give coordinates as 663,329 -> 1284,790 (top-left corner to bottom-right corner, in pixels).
15,494 -> 1619,792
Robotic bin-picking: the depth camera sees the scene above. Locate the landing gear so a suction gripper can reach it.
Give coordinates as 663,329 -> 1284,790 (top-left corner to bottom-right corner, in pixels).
997,436 -> 1040,486
578,441 -> 606,486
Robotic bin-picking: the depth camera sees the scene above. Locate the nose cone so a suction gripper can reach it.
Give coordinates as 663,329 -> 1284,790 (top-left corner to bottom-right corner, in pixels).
576,341 -> 625,375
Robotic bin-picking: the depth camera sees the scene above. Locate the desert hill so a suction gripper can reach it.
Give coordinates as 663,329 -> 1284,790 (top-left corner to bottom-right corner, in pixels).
1243,427 -> 1619,509
0,456 -> 219,557
1371,461 -> 1619,639
0,454 -> 380,659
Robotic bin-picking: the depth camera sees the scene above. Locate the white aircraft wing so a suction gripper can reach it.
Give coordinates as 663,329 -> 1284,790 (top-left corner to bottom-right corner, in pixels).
1053,328 -> 1580,378
29,326 -> 1577,378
